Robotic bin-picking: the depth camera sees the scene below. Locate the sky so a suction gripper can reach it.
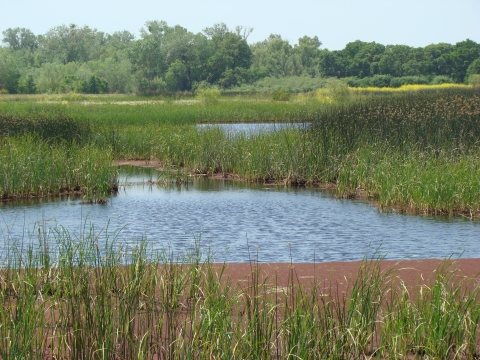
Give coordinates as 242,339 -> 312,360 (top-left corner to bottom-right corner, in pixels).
1,0 -> 479,50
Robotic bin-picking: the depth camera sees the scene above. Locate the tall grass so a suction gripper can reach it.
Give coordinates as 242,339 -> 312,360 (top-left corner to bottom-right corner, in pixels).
0,106 -> 91,143
0,228 -> 479,359
0,136 -> 117,202
0,98 -> 325,128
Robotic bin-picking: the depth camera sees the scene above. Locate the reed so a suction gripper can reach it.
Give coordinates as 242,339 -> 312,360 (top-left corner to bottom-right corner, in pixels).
0,136 -> 117,202
0,106 -> 91,143
0,227 -> 479,359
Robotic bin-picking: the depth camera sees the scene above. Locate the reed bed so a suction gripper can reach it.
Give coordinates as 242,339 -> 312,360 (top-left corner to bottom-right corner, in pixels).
0,137 -> 117,202
0,98 -> 324,128
0,228 -> 479,359
0,106 -> 91,143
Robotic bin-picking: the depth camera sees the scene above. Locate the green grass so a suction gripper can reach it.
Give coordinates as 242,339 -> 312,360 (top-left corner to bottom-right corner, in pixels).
1,229 -> 479,359
0,136 -> 117,202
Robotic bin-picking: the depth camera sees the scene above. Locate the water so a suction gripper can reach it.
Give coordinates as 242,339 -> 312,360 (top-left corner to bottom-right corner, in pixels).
197,122 -> 308,135
1,168 -> 479,264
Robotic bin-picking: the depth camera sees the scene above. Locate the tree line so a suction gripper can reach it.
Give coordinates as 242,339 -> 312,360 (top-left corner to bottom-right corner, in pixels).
1,21 -> 479,94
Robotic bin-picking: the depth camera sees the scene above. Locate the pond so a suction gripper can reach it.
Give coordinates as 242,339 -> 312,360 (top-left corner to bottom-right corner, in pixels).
1,167 -> 479,264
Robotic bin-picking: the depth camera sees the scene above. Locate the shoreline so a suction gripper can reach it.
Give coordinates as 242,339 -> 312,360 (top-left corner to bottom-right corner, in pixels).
213,258 -> 480,290
118,159 -> 480,218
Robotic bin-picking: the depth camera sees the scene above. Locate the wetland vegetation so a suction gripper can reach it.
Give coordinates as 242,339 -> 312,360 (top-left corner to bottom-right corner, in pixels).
1,231 -> 480,359
1,86 -> 480,217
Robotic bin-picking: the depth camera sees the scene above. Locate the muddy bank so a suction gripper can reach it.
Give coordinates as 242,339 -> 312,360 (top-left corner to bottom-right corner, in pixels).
215,258 -> 480,293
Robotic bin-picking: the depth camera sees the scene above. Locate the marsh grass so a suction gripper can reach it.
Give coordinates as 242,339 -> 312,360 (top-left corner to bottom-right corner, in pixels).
0,227 -> 479,359
0,107 -> 91,143
0,137 -> 117,202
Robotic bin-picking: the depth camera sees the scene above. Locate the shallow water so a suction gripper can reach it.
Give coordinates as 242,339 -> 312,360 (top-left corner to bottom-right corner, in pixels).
197,122 -> 307,135
1,168 -> 479,264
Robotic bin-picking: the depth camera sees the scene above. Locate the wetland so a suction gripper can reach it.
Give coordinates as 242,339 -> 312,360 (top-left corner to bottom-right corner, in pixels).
2,87 -> 480,359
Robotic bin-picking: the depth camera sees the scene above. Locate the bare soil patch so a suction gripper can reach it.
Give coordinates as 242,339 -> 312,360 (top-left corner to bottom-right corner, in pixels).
218,258 -> 480,294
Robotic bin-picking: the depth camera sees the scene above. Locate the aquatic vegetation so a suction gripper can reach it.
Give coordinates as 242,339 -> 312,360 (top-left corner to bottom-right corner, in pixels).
0,137 -> 117,202
0,105 -> 91,143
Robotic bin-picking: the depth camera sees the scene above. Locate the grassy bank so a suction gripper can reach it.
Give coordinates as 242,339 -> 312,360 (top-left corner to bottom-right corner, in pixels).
1,230 -> 479,359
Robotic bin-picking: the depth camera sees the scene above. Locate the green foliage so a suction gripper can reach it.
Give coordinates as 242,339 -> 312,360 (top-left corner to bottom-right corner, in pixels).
272,89 -> 291,101
0,107 -> 92,143
2,21 -> 480,94
324,77 -> 350,101
34,62 -> 80,94
431,75 -> 455,85
206,31 -> 252,85
37,24 -> 106,64
165,60 -> 189,91
18,74 -> 36,94
469,74 -> 480,87
80,75 -> 109,94
2,27 -> 39,50
0,48 -> 21,93
467,58 -> 480,77
196,87 -> 221,105
228,75 -> 327,93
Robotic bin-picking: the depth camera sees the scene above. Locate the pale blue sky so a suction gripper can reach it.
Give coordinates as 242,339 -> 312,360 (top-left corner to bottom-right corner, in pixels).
1,0 -> 479,50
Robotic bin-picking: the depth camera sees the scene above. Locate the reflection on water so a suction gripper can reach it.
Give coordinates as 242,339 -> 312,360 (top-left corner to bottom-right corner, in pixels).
1,167 -> 479,263
197,122 -> 308,135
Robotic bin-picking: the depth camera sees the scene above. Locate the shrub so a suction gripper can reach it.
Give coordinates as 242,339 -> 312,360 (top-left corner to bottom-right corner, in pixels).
325,77 -> 350,102
469,74 -> 480,87
431,76 -> 454,85
272,89 -> 291,101
388,76 -> 430,88
196,87 -> 221,105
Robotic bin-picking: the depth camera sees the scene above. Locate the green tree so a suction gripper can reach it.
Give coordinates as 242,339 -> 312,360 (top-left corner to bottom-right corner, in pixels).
466,58 -> 480,77
294,35 -> 322,76
165,60 -> 189,91
318,49 -> 347,77
0,48 -> 21,93
38,24 -> 106,64
162,25 -> 212,90
205,26 -> 252,85
251,34 -> 297,78
436,39 -> 480,82
80,74 -> 109,94
342,41 -> 385,77
34,62 -> 79,93
18,74 -> 36,94
128,37 -> 166,90
2,27 -> 39,50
